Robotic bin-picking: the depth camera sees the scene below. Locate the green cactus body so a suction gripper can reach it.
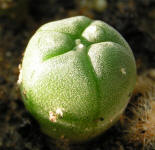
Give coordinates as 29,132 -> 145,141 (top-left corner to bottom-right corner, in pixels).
19,16 -> 136,142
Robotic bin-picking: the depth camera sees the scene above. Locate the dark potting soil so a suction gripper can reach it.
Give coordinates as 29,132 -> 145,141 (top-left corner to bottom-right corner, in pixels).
0,0 -> 155,150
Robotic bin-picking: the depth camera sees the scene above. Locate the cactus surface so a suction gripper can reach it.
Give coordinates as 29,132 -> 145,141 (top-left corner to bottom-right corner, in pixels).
19,16 -> 136,142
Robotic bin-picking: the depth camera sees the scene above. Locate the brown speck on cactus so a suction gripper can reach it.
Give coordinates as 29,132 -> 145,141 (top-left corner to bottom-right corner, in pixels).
49,111 -> 57,122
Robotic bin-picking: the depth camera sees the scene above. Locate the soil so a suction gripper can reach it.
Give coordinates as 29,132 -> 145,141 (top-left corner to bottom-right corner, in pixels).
0,0 -> 155,150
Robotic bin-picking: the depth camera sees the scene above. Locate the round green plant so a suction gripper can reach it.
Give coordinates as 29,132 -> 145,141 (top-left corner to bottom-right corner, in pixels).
18,16 -> 136,142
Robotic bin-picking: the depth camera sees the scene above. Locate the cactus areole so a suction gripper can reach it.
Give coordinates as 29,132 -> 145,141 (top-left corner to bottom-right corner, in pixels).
19,16 -> 136,142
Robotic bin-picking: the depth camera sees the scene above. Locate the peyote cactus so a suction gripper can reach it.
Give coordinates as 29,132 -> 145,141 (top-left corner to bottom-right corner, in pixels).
18,16 -> 136,142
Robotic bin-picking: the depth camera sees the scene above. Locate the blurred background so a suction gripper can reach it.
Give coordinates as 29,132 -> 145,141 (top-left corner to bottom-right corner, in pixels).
0,0 -> 155,150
